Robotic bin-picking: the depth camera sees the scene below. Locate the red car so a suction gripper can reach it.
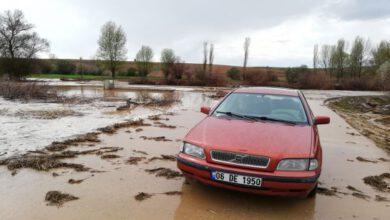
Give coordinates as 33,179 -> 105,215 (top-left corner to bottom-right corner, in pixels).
177,87 -> 330,197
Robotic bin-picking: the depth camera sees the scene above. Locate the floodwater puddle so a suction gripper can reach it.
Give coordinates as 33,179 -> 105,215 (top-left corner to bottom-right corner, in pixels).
0,83 -> 215,156
0,81 -> 389,219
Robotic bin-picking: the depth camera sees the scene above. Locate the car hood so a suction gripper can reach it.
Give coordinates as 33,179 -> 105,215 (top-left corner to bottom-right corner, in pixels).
185,116 -> 314,160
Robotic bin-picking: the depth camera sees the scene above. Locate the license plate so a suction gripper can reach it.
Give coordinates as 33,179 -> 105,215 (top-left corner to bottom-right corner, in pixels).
211,171 -> 262,187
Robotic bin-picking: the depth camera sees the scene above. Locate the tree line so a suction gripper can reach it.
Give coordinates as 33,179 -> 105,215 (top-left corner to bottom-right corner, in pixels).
1,9 -> 389,90
313,37 -> 390,81
0,9 -> 252,84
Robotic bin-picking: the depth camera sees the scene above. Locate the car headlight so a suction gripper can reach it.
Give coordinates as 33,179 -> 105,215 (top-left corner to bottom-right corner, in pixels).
308,159 -> 318,170
277,159 -> 318,171
182,142 -> 205,159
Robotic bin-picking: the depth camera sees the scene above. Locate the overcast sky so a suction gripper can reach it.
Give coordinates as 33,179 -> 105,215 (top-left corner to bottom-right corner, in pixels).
1,0 -> 389,67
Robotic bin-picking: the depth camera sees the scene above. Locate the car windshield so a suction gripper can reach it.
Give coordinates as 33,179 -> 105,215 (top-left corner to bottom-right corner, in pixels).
213,93 -> 308,124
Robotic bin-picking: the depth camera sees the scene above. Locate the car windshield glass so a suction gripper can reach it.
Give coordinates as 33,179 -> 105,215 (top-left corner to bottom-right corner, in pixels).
213,93 -> 308,124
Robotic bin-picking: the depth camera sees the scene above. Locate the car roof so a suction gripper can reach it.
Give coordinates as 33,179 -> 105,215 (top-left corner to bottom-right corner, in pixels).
233,87 -> 300,96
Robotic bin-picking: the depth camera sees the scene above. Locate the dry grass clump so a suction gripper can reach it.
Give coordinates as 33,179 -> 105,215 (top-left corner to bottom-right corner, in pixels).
98,119 -> 151,134
140,136 -> 172,142
0,82 -> 58,101
0,146 -> 123,173
363,173 -> 390,192
0,154 -> 89,172
13,109 -> 82,119
134,91 -> 180,107
126,156 -> 146,165
45,132 -> 100,151
134,192 -> 153,201
100,154 -> 120,159
148,155 -> 176,162
45,191 -> 78,206
153,121 -> 176,129
208,90 -> 228,99
145,167 -> 183,179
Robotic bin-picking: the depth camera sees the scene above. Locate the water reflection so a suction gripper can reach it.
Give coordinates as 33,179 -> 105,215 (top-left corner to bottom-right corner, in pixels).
174,180 -> 315,220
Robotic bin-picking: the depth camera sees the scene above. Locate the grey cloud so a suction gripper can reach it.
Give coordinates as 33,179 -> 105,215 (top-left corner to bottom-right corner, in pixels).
2,0 -> 389,66
321,0 -> 390,21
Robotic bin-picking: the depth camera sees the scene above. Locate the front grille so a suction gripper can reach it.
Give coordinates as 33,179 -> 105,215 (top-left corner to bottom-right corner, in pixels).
210,150 -> 269,168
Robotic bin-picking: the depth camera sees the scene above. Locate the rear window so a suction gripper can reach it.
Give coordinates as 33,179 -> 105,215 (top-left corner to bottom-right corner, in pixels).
213,93 -> 308,124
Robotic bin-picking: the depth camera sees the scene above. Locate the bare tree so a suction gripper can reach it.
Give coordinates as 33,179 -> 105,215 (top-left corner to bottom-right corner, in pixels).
160,48 -> 175,79
243,37 -> 251,80
97,21 -> 127,80
208,43 -> 214,76
135,45 -> 154,77
320,45 -> 331,76
202,41 -> 208,73
0,9 -> 49,80
313,44 -> 319,73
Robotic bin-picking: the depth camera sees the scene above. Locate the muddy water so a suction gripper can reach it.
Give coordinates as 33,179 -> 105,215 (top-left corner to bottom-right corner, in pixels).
0,84 -> 389,220
0,85 -> 215,156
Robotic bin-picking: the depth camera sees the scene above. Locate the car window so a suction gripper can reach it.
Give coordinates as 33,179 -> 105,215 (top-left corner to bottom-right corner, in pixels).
213,93 -> 308,124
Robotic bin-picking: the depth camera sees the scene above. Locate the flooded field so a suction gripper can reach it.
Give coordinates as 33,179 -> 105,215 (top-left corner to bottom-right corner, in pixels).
0,81 -> 215,156
0,81 -> 389,220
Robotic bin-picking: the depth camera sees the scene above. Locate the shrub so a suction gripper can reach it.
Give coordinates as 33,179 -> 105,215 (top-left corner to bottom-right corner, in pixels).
83,66 -> 103,75
226,67 -> 241,80
184,68 -> 226,87
55,60 -> 76,75
297,72 -> 332,89
126,67 -> 137,76
193,68 -> 207,86
0,82 -> 58,101
207,73 -> 227,87
338,76 -> 381,91
39,60 -> 55,74
285,65 -> 309,84
245,69 -> 278,86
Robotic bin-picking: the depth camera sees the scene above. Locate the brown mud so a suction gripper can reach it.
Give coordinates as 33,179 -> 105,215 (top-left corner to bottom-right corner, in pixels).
326,96 -> 390,152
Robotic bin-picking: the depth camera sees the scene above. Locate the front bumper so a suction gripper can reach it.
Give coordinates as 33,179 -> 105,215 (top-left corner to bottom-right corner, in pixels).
177,154 -> 320,197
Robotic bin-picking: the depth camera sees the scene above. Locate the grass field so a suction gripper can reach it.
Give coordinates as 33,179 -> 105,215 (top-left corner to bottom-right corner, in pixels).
30,74 -> 141,80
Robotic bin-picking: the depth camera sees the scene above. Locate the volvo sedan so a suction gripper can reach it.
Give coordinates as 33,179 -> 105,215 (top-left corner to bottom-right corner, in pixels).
177,87 -> 330,197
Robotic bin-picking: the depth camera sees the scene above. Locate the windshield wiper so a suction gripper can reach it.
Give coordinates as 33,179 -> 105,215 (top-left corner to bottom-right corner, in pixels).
215,111 -> 256,121
250,116 -> 298,125
216,111 -> 298,125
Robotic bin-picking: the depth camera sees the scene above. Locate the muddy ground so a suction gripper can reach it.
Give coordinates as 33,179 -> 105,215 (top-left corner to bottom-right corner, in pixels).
0,86 -> 389,220
326,96 -> 390,153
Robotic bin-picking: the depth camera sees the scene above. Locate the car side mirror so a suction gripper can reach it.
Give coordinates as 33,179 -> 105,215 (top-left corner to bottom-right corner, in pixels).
200,106 -> 211,115
314,116 -> 330,125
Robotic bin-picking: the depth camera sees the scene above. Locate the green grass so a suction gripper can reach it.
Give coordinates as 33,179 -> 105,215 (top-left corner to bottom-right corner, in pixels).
30,74 -> 109,80
29,73 -> 154,80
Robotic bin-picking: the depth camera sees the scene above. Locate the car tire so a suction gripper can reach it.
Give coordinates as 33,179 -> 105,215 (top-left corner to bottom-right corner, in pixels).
307,183 -> 318,198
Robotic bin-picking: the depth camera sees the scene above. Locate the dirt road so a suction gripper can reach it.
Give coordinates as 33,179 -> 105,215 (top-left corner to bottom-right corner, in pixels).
0,89 -> 389,220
